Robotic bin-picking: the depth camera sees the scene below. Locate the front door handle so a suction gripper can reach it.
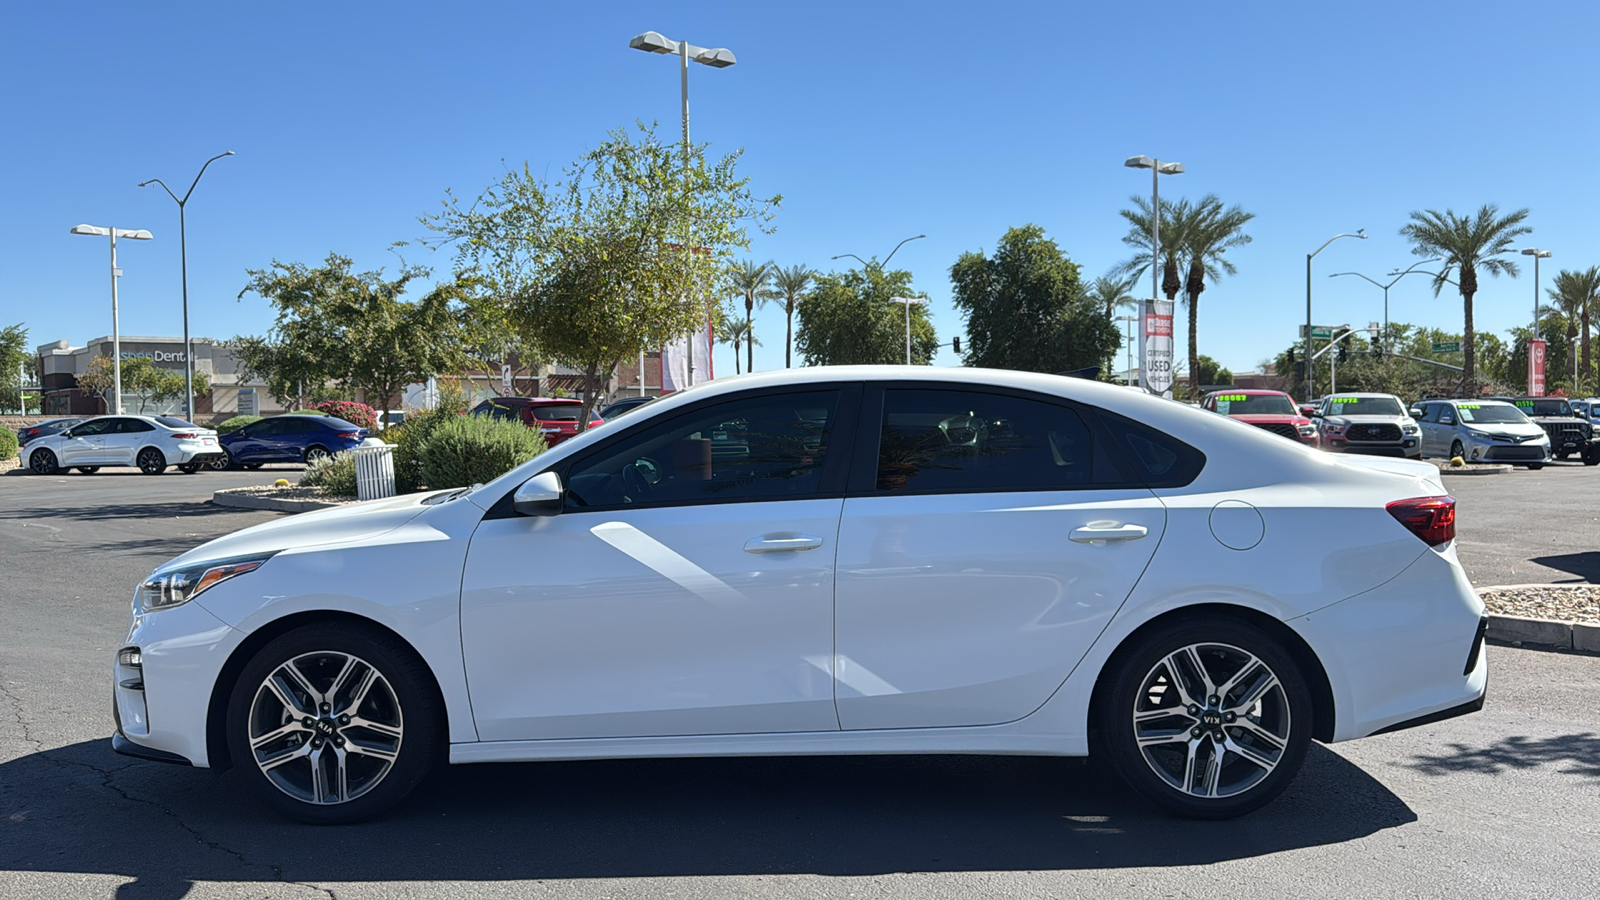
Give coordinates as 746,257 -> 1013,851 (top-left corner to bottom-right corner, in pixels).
1069,523 -> 1149,544
744,533 -> 824,553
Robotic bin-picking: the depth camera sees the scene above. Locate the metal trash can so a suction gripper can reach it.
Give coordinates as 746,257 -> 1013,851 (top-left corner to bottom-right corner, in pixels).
353,443 -> 397,501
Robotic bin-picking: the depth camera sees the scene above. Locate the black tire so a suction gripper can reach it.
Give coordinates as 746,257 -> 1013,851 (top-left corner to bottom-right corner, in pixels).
1556,452 -> 1570,461
244,463 -> 264,470
137,447 -> 167,475
1449,440 -> 1465,460
1095,615 -> 1314,819
225,622 -> 442,824
178,463 -> 200,475
29,449 -> 59,475
1526,463 -> 1544,470
209,450 -> 234,471
77,467 -> 100,474
303,445 -> 331,466
1584,448 -> 1600,467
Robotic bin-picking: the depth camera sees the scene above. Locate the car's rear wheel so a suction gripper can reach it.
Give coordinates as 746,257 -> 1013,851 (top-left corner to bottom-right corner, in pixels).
244,463 -> 263,470
304,445 -> 331,466
178,463 -> 200,474
225,623 -> 441,824
137,447 -> 167,475
29,449 -> 59,475
77,466 -> 99,474
1096,616 -> 1313,819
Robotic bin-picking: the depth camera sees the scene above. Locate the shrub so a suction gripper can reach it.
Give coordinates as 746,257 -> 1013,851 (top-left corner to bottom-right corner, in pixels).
391,407 -> 460,493
299,450 -> 358,497
0,426 -> 16,461
215,415 -> 261,435
420,415 -> 547,491
314,400 -> 377,430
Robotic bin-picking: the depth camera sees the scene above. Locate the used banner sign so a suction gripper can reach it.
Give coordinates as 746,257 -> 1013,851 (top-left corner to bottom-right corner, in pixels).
1140,299 -> 1175,397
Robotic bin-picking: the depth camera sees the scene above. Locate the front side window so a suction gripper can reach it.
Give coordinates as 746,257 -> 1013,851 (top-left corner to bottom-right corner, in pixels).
873,389 -> 1100,493
565,390 -> 840,509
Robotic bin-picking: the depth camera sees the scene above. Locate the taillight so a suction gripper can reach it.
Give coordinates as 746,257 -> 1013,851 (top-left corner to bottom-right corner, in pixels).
24,428 -> 39,437
1386,496 -> 1456,546
171,432 -> 197,439
337,431 -> 360,439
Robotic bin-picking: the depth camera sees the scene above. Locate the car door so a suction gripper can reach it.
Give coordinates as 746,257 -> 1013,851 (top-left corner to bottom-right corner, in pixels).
56,418 -> 114,465
832,385 -> 1168,731
459,386 -> 859,742
106,418 -> 156,465
228,419 -> 274,462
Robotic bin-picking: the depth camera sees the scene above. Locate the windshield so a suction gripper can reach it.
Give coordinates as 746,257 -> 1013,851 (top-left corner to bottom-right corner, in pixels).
1510,399 -> 1573,417
532,405 -> 584,422
1456,404 -> 1528,425
1213,394 -> 1296,416
1324,396 -> 1404,417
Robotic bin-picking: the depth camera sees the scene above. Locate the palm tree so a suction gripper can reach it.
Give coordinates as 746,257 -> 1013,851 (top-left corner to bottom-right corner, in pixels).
730,259 -> 778,374
715,318 -> 759,374
1546,267 -> 1600,389
1088,274 -> 1139,319
1399,205 -> 1532,389
1178,195 -> 1255,400
770,264 -> 815,367
1115,196 -> 1198,302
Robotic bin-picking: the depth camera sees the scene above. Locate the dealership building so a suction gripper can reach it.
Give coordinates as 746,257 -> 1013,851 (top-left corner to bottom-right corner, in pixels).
36,335 -> 288,420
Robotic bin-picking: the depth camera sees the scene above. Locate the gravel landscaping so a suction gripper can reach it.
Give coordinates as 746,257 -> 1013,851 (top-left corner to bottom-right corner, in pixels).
212,484 -> 360,506
1479,585 -> 1600,625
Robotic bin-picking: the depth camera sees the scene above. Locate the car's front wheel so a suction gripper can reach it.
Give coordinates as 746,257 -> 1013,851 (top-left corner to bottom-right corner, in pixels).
77,466 -> 100,474
225,623 -> 442,824
29,449 -> 59,475
303,445 -> 331,466
1096,616 -> 1313,819
1449,439 -> 1465,460
209,450 -> 234,471
137,448 -> 167,475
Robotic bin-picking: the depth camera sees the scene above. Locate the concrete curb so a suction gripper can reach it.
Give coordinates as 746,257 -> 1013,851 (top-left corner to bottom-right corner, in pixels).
1476,583 -> 1600,654
211,491 -> 341,513
1435,464 -> 1512,476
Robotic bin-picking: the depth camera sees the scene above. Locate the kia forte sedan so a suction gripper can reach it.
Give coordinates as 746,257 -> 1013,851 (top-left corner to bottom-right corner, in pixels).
113,367 -> 1487,823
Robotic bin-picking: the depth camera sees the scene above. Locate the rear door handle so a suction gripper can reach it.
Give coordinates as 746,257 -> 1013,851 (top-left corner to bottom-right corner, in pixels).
744,533 -> 824,553
1069,523 -> 1149,544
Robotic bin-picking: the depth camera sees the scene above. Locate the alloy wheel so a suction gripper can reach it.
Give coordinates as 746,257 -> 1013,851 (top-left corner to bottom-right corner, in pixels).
245,651 -> 404,806
305,446 -> 330,465
209,450 -> 232,471
29,450 -> 57,475
137,448 -> 166,475
1129,642 -> 1291,800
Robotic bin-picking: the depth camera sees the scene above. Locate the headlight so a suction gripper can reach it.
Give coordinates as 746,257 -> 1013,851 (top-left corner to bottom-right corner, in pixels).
1465,429 -> 1489,439
1322,422 -> 1346,435
1298,424 -> 1318,436
1402,423 -> 1420,435
138,552 -> 277,611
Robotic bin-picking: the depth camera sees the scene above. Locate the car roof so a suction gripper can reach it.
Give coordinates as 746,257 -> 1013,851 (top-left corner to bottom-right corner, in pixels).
483,396 -> 581,406
1203,389 -> 1289,398
1325,392 -> 1397,398
1443,399 -> 1513,406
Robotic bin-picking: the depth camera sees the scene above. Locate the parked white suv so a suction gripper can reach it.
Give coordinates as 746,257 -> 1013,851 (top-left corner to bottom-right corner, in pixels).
23,415 -> 224,475
1312,393 -> 1422,458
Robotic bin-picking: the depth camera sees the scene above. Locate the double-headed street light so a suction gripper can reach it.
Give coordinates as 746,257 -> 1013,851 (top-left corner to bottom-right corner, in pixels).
1305,230 -> 1367,400
70,224 -> 154,414
1520,248 -> 1552,341
1330,258 -> 1442,344
1124,156 -> 1184,305
139,150 -> 234,419
833,235 -> 929,365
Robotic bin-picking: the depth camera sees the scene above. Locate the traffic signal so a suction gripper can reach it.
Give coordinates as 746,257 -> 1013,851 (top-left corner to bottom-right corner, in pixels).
1287,348 -> 1296,365
1338,344 -> 1349,364
1371,338 -> 1384,358
952,336 -> 962,354
1293,361 -> 1306,382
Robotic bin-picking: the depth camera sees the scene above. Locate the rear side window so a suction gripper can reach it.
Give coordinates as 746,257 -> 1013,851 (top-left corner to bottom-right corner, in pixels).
1094,410 -> 1206,488
531,405 -> 582,422
872,389 -> 1105,493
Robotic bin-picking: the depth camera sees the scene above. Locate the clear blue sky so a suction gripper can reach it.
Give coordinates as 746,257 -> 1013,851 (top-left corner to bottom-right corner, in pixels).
3,1 -> 1596,386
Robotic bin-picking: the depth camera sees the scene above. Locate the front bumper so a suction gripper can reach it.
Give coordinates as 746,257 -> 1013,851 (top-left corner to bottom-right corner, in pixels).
1327,437 -> 1421,458
112,597 -> 242,769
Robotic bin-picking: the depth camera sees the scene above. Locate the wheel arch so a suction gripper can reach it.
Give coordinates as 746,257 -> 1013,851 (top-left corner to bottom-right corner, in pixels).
137,444 -> 172,462
205,609 -> 450,772
1088,603 -> 1336,745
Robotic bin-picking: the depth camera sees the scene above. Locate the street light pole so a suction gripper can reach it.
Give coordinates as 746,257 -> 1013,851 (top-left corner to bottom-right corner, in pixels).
70,224 -> 153,415
1123,156 -> 1184,304
631,31 -> 736,384
1520,248 -> 1552,341
139,150 -> 234,419
1331,258 -> 1442,345
1305,230 -> 1367,401
1116,314 -> 1138,384
889,297 -> 926,364
833,235 -> 928,364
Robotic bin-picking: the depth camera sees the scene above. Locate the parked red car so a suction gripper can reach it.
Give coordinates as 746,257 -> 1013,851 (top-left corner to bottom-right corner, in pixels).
1201,390 -> 1320,447
469,397 -> 604,447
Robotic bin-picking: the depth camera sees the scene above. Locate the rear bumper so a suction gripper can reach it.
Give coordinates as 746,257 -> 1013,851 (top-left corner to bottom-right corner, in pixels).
1290,543 -> 1488,742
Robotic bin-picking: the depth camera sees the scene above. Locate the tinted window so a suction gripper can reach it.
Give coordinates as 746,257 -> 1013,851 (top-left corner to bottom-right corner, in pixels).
565,390 -> 839,509
1323,396 -> 1404,417
873,389 -> 1099,492
531,405 -> 583,422
70,419 -> 116,437
1096,410 -> 1206,487
474,402 -> 520,421
119,419 -> 156,433
1211,393 -> 1296,415
1456,404 -> 1527,424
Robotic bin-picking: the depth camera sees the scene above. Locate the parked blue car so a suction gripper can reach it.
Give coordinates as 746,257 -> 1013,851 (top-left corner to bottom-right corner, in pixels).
216,415 -> 368,469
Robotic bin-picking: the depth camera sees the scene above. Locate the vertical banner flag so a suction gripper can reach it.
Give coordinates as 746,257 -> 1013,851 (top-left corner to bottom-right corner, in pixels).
1140,299 -> 1175,398
661,322 -> 715,394
1528,338 -> 1547,397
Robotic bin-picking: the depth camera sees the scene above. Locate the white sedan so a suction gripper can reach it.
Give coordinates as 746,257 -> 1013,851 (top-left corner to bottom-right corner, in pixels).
112,367 -> 1486,823
25,414 -> 224,475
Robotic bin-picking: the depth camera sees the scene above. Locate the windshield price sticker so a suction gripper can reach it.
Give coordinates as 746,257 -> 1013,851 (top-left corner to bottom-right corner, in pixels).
1515,400 -> 1535,407
1458,403 -> 1482,409
1217,394 -> 1248,402
1331,397 -> 1361,404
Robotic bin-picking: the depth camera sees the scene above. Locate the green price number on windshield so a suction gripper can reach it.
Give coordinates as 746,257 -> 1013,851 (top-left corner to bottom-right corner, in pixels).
1216,394 -> 1248,402
1458,403 -> 1482,409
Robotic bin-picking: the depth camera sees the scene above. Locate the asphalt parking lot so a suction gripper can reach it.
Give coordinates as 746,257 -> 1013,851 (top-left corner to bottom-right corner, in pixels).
1,463 -> 1596,899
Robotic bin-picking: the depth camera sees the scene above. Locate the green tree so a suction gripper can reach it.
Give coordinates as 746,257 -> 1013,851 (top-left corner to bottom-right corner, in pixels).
1087,274 -> 1138,319
237,253 -> 470,422
1545,266 -> 1600,389
0,323 -> 30,413
770,264 -> 815,368
1178,195 -> 1254,400
422,123 -> 779,428
1398,204 -> 1533,390
729,259 -> 777,374
949,225 -> 1119,375
1115,196 -> 1199,302
75,355 -> 211,414
795,266 -> 936,366
715,316 -> 759,374
1193,355 -> 1232,388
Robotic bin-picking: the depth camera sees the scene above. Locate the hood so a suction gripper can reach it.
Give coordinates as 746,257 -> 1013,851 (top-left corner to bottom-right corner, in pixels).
1466,421 -> 1546,438
159,492 -> 438,573
1324,414 -> 1412,424
1232,413 -> 1312,426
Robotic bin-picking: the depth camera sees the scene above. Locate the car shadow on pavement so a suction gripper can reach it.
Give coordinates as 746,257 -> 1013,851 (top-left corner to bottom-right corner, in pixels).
0,500 -> 252,523
1528,551 -> 1600,583
1,739 -> 1414,898
1405,732 -> 1600,778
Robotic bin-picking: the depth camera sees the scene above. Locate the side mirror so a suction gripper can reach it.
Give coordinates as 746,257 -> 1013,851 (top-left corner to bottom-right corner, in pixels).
513,471 -> 564,516
1409,407 -> 1424,418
